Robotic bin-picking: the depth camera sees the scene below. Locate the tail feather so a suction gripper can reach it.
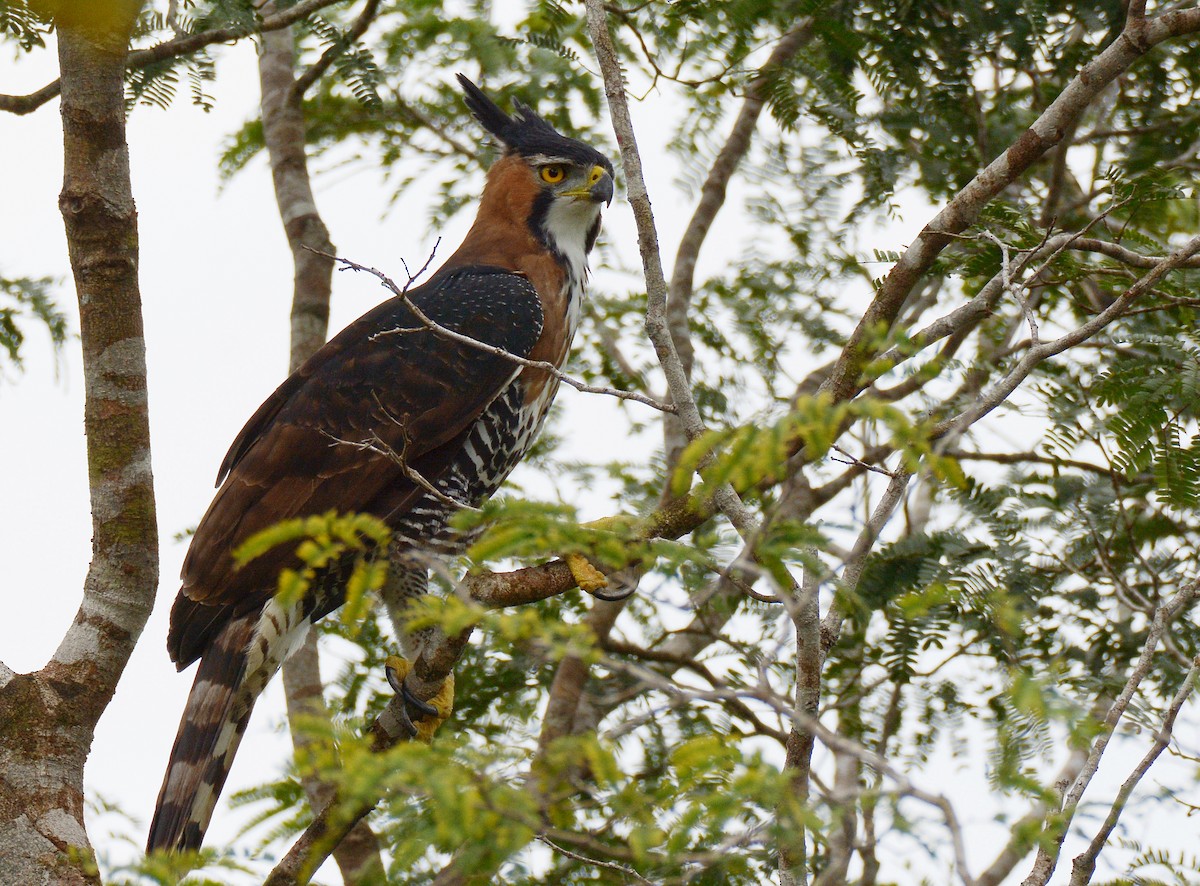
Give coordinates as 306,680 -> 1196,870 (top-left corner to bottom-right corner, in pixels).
147,615 -> 258,853
148,593 -> 315,854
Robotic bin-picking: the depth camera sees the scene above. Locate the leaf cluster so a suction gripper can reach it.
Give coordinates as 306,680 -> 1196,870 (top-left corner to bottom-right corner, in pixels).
0,272 -> 65,379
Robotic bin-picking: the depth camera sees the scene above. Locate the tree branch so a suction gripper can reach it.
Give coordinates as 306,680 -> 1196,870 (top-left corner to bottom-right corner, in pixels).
1020,577 -> 1200,886
1067,658 -> 1199,885
0,6 -> 154,881
0,0 -> 351,115
255,2 -> 386,878
584,0 -> 758,548
1070,235 -> 1200,268
817,4 -> 1200,409
290,0 -> 382,100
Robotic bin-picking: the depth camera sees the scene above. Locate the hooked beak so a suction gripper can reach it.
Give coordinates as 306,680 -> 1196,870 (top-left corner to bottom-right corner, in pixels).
590,171 -> 614,206
562,165 -> 614,206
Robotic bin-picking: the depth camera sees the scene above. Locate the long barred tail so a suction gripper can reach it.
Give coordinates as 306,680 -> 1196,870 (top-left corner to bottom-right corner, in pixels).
146,614 -> 257,853
147,600 -> 310,853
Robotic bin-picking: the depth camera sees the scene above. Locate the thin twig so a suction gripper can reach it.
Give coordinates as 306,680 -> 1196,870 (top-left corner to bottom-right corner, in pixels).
537,835 -> 655,885
935,231 -> 1200,445
829,444 -> 900,478
319,251 -> 677,414
818,469 -> 914,661
981,231 -> 1040,347
318,428 -> 477,513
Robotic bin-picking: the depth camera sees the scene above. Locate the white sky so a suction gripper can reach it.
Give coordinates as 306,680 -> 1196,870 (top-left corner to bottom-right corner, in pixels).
2,14 -> 1197,885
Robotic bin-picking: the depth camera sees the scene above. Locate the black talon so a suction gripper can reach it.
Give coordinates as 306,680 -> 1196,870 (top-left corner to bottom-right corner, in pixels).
401,682 -> 440,720
385,663 -> 440,738
589,584 -> 637,602
587,568 -> 640,602
385,663 -> 405,695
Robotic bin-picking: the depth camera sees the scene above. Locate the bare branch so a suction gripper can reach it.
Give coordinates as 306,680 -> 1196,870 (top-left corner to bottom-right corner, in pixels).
819,469 -> 914,660
584,0 -> 760,545
1070,235 -> 1200,268
949,449 -> 1116,476
1020,578 -> 1200,886
981,231 -> 1040,348
537,835 -> 655,885
1068,659 -> 1199,885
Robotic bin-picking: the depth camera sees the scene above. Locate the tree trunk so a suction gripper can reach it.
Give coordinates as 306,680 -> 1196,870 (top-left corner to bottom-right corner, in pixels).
0,3 -> 158,884
257,11 -> 385,881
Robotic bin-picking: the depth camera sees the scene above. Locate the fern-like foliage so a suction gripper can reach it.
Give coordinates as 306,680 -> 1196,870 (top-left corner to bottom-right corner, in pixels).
0,272 -> 65,378
304,13 -> 383,107
0,0 -> 50,51
1093,333 -> 1200,508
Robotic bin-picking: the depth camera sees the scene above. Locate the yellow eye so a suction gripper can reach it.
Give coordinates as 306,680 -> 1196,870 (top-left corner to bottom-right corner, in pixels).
540,165 -> 566,184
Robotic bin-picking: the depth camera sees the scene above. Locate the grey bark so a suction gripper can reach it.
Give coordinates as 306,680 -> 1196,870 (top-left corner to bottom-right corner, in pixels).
256,9 -> 385,882
0,3 -> 158,883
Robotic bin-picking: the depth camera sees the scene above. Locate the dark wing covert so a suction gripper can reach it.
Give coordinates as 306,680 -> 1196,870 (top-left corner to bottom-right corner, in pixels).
169,266 -> 543,666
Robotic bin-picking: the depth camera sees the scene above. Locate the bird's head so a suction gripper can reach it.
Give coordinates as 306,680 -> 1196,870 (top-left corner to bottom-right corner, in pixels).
458,74 -> 614,266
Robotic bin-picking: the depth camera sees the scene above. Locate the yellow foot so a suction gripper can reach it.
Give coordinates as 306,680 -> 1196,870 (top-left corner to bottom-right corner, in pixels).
569,517 -> 643,602
384,655 -> 454,743
566,552 -> 608,594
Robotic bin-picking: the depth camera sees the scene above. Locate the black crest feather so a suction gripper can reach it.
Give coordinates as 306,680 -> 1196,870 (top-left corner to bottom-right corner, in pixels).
456,73 -> 612,173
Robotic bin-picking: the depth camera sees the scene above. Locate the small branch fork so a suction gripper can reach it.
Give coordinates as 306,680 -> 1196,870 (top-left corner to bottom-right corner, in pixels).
1067,655 -> 1200,885
311,248 -> 677,414
318,428 -> 476,513
981,231 -> 1040,348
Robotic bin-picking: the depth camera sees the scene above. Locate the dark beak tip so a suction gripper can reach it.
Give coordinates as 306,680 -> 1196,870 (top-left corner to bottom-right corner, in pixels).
594,176 -> 615,206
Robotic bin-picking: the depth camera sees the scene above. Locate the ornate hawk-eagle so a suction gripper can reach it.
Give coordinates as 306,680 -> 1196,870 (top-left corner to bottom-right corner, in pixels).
147,75 -> 615,853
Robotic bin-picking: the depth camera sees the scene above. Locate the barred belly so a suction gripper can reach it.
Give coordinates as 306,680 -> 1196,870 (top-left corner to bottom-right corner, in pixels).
390,377 -> 557,555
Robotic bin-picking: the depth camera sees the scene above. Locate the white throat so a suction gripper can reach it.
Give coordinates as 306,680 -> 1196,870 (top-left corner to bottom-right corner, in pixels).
542,199 -> 601,296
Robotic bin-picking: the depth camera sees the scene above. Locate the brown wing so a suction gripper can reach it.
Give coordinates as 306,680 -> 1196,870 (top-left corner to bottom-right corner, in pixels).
168,266 -> 544,666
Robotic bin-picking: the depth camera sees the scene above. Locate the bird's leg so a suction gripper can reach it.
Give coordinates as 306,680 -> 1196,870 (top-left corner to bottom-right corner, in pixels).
379,557 -> 455,741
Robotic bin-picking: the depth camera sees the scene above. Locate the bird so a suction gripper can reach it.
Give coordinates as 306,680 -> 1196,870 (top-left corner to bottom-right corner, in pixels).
146,74 -> 616,854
